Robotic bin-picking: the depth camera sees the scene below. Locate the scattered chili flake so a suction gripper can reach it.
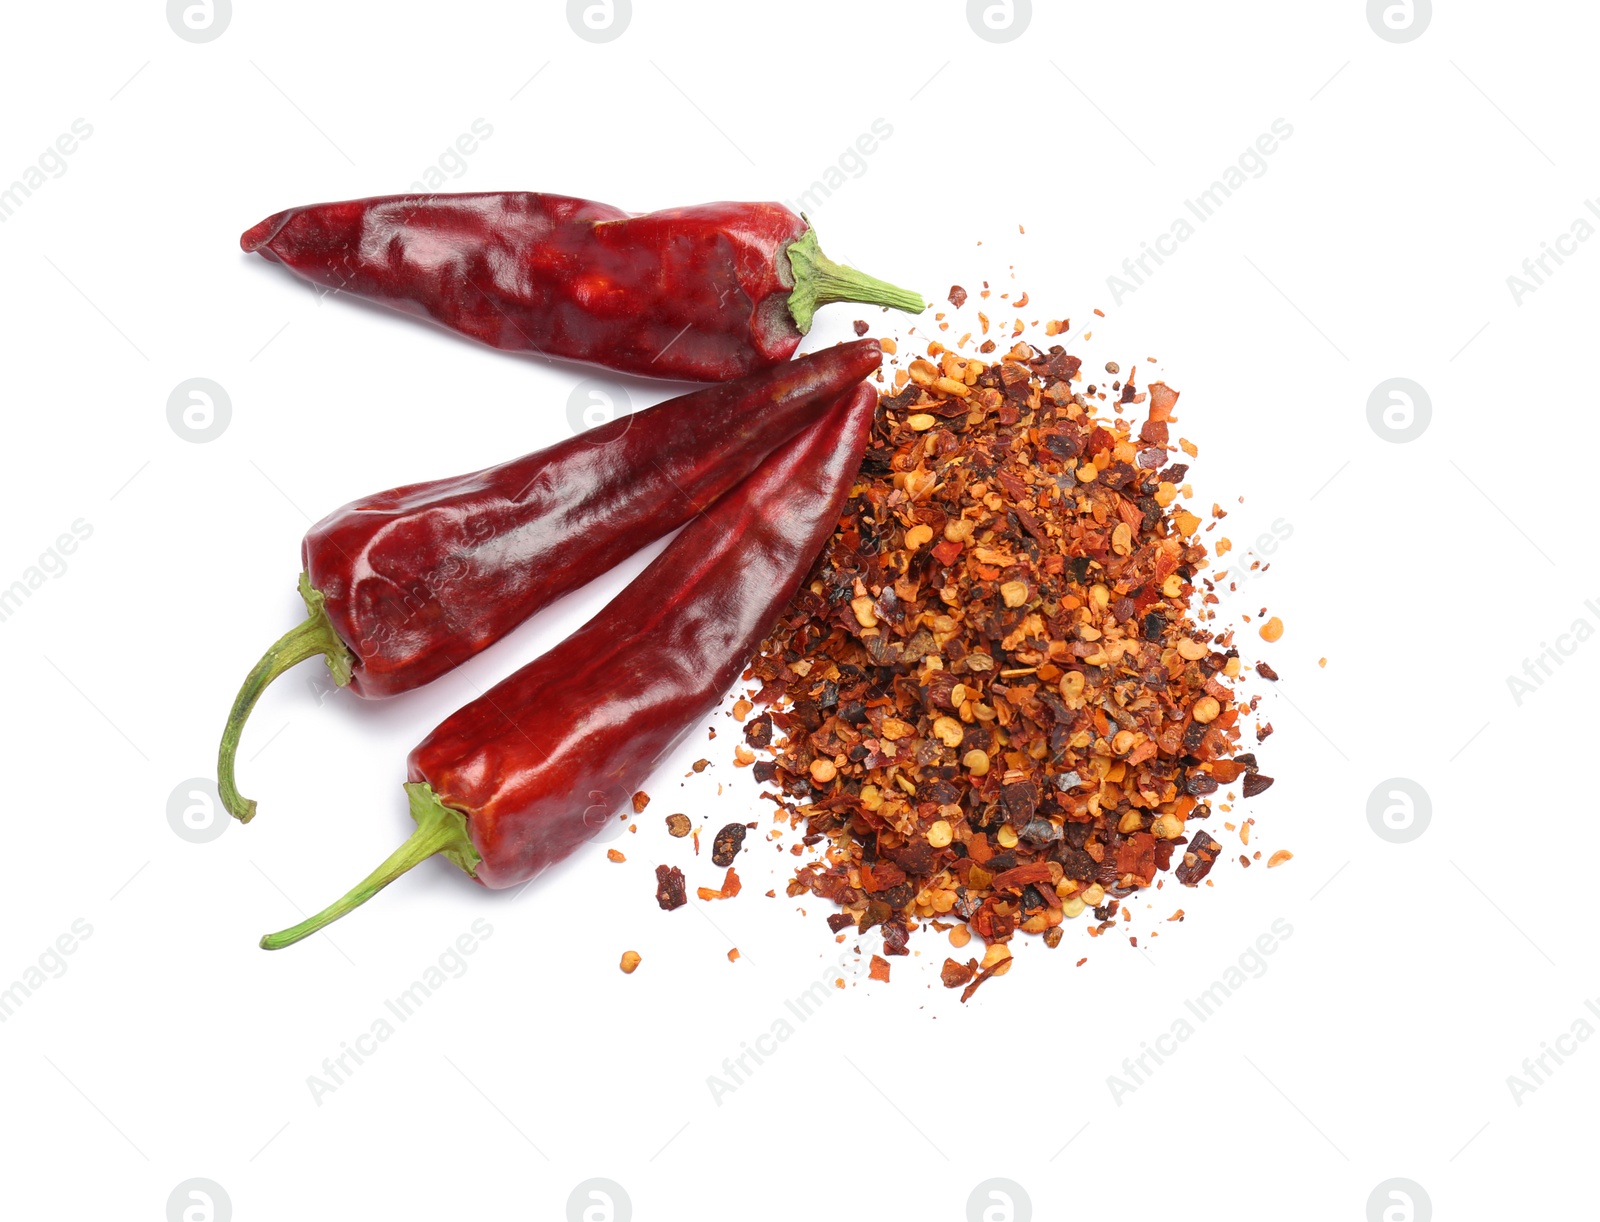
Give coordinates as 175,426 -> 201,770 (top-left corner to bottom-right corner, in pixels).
691,759 -> 711,773
665,813 -> 691,838
853,319 -> 870,336
1267,850 -> 1293,868
960,955 -> 1012,1002
712,822 -> 749,867
698,867 -> 742,901
941,958 -> 975,988
606,849 -> 626,863
1255,660 -> 1279,681
619,950 -> 642,974
1242,773 -> 1275,798
631,791 -> 650,814
948,285 -> 968,308
727,947 -> 741,962
654,865 -> 687,911
868,954 -> 891,982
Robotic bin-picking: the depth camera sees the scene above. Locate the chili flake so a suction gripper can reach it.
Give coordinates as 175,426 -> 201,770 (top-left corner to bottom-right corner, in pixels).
654,865 -> 687,911
736,323 -> 1275,995
712,822 -> 749,867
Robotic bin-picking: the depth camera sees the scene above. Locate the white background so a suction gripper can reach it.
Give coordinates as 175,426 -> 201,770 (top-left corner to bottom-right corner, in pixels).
0,2 -> 1589,1219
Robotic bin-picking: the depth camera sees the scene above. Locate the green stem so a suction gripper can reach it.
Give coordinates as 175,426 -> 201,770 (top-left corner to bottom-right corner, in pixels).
259,782 -> 481,950
784,226 -> 927,334
218,573 -> 355,823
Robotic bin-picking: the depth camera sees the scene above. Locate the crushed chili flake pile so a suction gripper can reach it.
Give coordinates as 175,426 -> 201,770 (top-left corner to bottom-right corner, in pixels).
733,328 -> 1278,990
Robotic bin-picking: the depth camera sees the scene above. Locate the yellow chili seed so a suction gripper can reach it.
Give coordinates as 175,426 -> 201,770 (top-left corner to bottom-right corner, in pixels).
996,824 -> 1019,849
1192,696 -> 1221,724
1260,616 -> 1284,642
927,820 -> 954,848
964,749 -> 991,776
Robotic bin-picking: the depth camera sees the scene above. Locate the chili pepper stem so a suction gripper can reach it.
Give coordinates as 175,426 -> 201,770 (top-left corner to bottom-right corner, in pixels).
260,783 -> 481,950
784,227 -> 926,334
218,573 -> 356,823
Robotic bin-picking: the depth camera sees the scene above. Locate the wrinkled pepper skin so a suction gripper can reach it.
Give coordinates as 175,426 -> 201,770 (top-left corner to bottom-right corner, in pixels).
310,340 -> 882,696
242,194 -> 914,381
413,381 -> 878,888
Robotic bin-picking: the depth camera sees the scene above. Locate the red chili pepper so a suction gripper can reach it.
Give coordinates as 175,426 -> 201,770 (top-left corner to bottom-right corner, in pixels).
218,340 -> 882,823
258,380 -> 878,948
241,194 -> 924,381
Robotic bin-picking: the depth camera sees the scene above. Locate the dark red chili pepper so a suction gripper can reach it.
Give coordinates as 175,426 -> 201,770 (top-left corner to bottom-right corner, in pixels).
218,340 -> 881,823
241,193 -> 924,381
258,380 -> 878,948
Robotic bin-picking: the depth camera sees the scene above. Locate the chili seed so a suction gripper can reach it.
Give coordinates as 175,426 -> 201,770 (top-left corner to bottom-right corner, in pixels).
665,813 -> 691,838
619,950 -> 642,974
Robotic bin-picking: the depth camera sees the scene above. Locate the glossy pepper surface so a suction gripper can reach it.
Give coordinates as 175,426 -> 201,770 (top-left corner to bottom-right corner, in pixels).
241,194 -> 923,381
259,380 -> 879,948
218,340 -> 883,823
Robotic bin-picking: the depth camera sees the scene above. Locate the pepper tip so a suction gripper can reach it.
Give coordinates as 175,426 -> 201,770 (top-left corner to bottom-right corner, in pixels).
240,210 -> 288,254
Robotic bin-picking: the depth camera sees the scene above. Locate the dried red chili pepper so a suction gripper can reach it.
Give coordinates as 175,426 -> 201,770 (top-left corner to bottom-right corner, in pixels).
257,381 -> 878,948
242,194 -> 924,381
218,340 -> 881,822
